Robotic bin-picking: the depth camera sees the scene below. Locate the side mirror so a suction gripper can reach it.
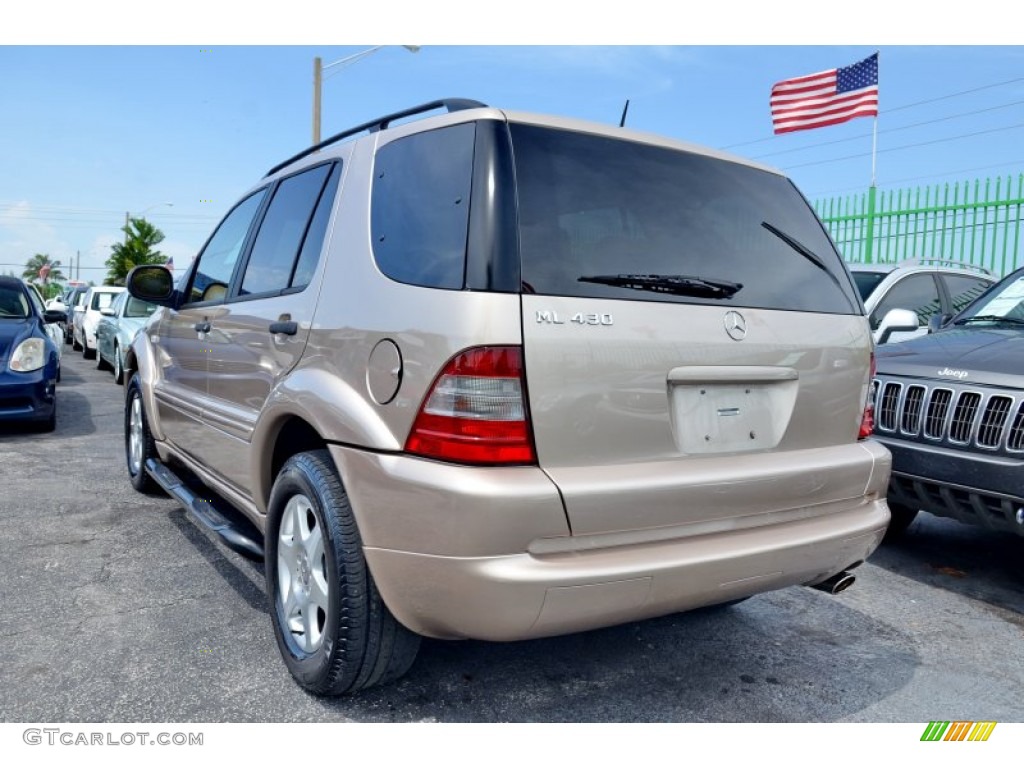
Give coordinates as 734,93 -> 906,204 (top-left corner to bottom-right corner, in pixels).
877,308 -> 920,345
100,307 -> 115,316
928,313 -> 952,334
126,265 -> 175,305
42,309 -> 67,324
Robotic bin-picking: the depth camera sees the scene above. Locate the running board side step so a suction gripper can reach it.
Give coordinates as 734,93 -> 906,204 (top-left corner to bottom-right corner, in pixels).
146,459 -> 265,561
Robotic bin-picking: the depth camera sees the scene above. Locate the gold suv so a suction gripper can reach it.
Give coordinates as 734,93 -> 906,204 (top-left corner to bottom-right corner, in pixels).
123,99 -> 891,695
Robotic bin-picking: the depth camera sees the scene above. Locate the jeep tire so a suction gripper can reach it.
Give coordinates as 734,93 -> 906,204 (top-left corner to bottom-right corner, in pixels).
265,450 -> 420,695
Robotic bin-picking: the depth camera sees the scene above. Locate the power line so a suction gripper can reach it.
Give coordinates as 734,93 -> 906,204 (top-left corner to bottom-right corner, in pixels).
807,161 -> 1024,198
722,74 -> 1024,151
782,122 -> 1024,171
752,99 -> 1024,160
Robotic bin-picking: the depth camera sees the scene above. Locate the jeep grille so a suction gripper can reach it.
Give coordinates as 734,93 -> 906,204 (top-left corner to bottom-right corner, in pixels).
873,378 -> 1024,453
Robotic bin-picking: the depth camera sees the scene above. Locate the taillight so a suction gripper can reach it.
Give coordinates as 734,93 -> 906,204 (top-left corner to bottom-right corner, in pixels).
858,352 -> 877,440
405,346 -> 536,465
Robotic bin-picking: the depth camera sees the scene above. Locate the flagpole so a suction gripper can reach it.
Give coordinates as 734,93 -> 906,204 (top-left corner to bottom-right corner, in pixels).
871,49 -> 880,187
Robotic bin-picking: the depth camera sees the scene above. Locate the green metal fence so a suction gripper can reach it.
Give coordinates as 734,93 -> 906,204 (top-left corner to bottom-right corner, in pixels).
814,174 -> 1024,276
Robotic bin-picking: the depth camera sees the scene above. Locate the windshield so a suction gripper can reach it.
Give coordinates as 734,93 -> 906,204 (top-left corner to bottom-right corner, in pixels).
512,124 -> 859,313
0,286 -> 30,319
850,270 -> 887,302
955,272 -> 1024,325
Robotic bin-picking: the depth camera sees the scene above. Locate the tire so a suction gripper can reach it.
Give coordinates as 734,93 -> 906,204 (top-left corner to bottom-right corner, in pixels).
265,450 -> 420,695
113,344 -> 124,385
124,374 -> 158,493
72,333 -> 81,352
97,347 -> 110,371
83,341 -> 95,360
883,502 -> 919,542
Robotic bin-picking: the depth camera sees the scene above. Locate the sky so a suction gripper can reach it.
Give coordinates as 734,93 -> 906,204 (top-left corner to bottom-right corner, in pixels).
3,7 -> 1022,285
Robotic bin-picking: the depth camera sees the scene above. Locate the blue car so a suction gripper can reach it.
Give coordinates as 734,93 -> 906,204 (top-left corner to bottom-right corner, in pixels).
0,276 -> 64,431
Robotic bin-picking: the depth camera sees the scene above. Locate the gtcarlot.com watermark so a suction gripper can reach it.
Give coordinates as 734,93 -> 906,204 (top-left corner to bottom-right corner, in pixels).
23,729 -> 203,747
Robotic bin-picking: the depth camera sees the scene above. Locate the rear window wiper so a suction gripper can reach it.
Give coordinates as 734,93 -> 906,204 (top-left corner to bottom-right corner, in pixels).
761,220 -> 856,311
954,314 -> 1024,326
578,273 -> 743,299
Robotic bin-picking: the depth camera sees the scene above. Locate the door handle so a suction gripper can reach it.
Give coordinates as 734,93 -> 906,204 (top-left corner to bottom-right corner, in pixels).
269,321 -> 298,336
194,321 -> 211,334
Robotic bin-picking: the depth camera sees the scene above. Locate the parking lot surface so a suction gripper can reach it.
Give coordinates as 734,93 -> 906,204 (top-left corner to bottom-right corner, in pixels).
1,352 -> 1022,722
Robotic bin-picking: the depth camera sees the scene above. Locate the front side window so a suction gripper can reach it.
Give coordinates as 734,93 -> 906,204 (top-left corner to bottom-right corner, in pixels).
371,123 -> 476,289
512,124 -> 859,313
870,274 -> 941,329
0,286 -> 30,318
240,163 -> 334,297
944,274 -> 992,315
188,189 -> 267,304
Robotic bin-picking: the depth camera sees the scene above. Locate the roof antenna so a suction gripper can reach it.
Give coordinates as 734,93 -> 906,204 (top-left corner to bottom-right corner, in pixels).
619,99 -> 630,127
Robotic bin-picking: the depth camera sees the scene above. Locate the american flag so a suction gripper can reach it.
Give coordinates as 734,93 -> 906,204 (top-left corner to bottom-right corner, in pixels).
165,256 -> 174,272
770,53 -> 879,135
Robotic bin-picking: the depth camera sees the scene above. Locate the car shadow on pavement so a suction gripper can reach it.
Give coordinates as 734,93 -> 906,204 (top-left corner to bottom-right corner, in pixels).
870,514 -> 1024,618
167,508 -> 268,615
304,591 -> 921,722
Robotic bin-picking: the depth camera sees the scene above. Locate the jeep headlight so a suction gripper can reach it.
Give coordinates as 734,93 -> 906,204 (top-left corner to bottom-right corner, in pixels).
9,338 -> 46,372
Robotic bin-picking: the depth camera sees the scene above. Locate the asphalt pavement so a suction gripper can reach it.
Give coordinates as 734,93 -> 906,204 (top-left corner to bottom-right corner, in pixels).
1,350 -> 1021,722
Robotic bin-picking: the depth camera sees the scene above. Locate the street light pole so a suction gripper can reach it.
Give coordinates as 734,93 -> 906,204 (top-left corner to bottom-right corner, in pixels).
124,202 -> 173,244
312,45 -> 419,145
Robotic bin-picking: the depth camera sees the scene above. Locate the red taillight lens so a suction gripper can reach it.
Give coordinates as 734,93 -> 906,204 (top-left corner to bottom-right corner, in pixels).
405,346 -> 536,465
858,352 -> 877,440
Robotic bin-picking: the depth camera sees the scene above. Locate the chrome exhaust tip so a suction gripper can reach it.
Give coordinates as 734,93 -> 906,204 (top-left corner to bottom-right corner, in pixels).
809,571 -> 856,595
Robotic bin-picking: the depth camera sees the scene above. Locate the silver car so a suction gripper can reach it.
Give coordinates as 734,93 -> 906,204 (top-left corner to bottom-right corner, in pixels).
123,99 -> 891,695
95,292 -> 158,384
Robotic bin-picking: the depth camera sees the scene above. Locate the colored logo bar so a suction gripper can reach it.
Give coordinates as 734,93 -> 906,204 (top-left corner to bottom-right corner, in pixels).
921,722 -> 997,742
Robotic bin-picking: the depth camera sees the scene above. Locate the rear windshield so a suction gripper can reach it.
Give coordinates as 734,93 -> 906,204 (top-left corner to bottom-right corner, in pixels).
511,124 -> 859,313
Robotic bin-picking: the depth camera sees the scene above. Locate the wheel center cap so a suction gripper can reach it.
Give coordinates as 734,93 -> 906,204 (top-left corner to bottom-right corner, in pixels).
296,552 -> 311,589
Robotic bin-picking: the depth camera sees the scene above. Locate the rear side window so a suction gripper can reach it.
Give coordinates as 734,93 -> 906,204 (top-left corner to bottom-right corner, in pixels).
240,163 -> 336,296
511,124 -> 859,313
371,123 -> 476,289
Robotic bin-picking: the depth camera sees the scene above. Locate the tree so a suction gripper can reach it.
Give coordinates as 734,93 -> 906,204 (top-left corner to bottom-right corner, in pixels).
104,217 -> 168,286
22,253 -> 66,286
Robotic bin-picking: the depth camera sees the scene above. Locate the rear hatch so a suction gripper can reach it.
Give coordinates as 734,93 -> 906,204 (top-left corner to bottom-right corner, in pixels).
511,122 -> 873,537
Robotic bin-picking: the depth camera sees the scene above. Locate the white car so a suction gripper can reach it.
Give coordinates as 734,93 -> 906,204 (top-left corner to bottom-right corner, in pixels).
74,286 -> 125,359
25,282 -> 63,364
847,258 -> 995,344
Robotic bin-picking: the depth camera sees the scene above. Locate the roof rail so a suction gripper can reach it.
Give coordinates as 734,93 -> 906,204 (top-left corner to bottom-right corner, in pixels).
265,98 -> 488,178
898,257 -> 994,276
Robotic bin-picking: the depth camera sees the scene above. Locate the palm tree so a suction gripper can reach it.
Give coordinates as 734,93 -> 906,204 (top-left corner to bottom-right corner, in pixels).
22,253 -> 66,285
104,217 -> 168,286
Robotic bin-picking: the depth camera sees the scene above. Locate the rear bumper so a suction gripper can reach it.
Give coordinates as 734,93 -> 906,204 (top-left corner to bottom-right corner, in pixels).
330,443 -> 891,641
364,501 -> 888,640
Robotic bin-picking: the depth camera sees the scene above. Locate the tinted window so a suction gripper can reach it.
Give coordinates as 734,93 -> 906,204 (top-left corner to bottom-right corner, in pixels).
870,274 -> 941,329
944,274 -> 992,315
851,270 -> 887,302
241,164 -> 332,296
511,124 -> 859,313
371,123 -> 475,289
291,164 -> 341,290
0,286 -> 29,318
188,190 -> 267,304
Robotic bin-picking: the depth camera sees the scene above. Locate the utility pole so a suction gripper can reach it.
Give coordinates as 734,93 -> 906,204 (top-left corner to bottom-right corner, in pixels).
76,250 -> 80,281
